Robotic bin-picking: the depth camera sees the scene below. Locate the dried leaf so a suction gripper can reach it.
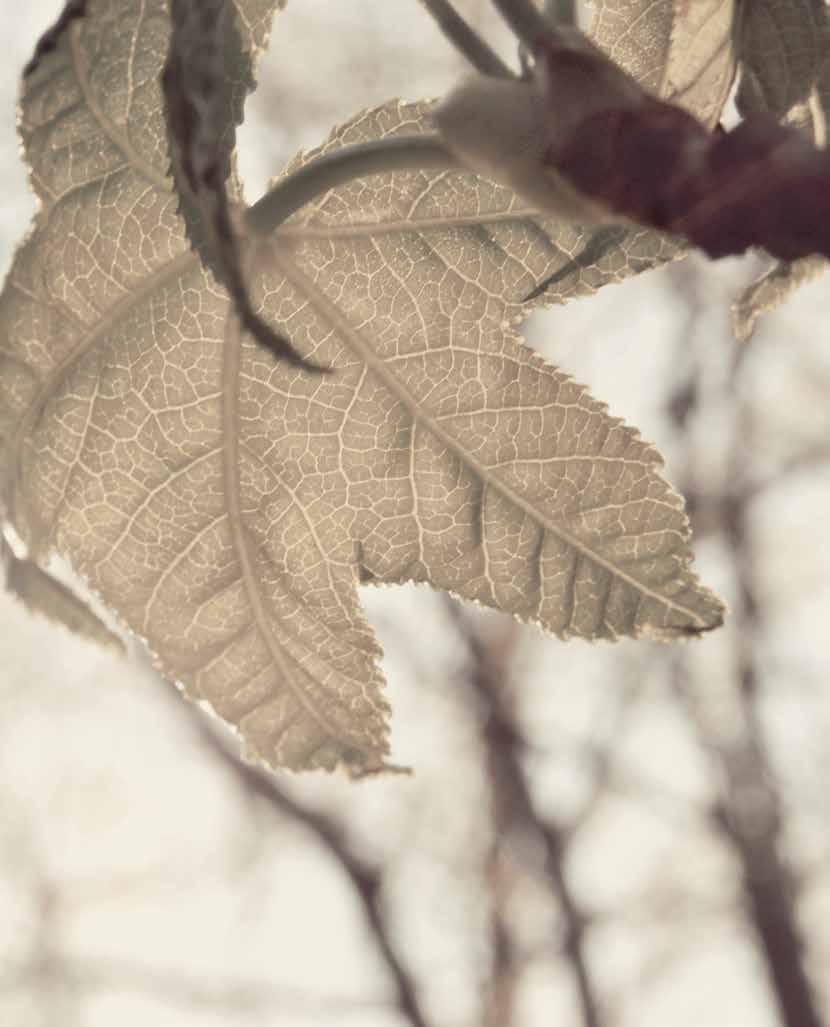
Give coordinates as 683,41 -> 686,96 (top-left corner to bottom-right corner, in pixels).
161,0 -> 320,371
0,0 -> 723,772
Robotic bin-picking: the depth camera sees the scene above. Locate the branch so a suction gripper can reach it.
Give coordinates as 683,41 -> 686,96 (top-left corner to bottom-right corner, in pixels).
666,284 -> 826,1027
175,703 -> 433,1027
419,0 -> 513,77
444,600 -> 604,1027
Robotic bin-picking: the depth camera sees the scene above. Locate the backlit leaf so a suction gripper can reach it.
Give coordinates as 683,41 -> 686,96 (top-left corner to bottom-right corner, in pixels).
0,0 -> 723,772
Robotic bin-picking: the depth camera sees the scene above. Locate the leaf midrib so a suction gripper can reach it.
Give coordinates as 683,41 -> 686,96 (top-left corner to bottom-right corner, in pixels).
221,313 -> 348,749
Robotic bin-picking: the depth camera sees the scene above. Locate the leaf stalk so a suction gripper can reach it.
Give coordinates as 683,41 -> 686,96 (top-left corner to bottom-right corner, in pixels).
247,135 -> 460,235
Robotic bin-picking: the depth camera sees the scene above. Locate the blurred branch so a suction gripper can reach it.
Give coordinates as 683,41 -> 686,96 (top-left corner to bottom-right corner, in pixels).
445,601 -> 604,1027
418,0 -> 513,76
165,689 -> 433,1027
667,268 -> 827,1027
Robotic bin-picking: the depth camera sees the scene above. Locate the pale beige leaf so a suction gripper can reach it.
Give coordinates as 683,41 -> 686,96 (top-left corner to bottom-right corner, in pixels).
0,0 -> 723,773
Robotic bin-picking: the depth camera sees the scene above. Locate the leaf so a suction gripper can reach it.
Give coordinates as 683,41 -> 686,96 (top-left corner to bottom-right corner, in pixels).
161,0 -> 321,371
0,0 -> 723,773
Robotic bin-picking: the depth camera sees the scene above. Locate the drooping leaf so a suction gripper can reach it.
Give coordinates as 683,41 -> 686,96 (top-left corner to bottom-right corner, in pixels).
162,0 -> 320,371
0,0 -> 724,773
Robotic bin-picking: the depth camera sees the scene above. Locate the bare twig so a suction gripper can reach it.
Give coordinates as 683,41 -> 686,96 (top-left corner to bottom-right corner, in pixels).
445,602 -> 604,1027
667,272 -> 827,1027
162,689 -> 432,1027
419,0 -> 513,77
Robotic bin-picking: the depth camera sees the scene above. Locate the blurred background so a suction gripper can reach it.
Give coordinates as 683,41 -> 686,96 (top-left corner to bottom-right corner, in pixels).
1,2 -> 830,1025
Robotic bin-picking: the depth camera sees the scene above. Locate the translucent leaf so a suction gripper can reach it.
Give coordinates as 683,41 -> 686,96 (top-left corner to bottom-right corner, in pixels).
0,0 -> 723,772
